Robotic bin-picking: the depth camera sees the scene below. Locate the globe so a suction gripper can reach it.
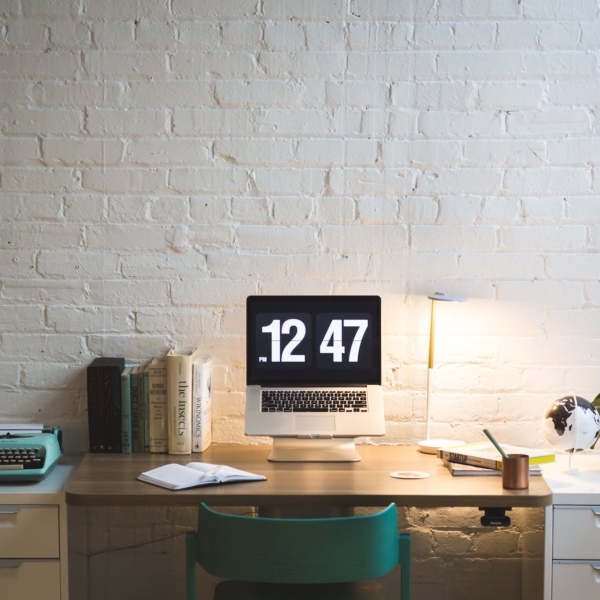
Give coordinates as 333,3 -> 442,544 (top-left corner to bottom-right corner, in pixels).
542,396 -> 600,453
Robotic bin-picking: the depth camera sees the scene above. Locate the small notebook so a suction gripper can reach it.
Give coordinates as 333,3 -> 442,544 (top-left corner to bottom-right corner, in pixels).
138,462 -> 266,490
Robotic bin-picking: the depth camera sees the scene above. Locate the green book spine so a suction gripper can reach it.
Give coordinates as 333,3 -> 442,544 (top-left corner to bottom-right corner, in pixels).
130,367 -> 141,452
138,367 -> 146,452
143,365 -> 150,452
121,367 -> 132,454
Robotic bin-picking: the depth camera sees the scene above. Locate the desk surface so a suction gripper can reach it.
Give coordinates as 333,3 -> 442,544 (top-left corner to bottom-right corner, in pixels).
0,456 -> 79,504
540,452 -> 600,504
65,445 -> 552,508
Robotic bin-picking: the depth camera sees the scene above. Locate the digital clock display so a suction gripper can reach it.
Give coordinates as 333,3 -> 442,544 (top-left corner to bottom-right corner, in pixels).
247,296 -> 381,385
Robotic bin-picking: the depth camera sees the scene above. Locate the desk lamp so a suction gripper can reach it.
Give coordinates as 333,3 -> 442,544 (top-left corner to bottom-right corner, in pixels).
418,292 -> 468,455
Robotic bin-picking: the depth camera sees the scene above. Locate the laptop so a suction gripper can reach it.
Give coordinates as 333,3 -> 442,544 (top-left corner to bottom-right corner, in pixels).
245,296 -> 385,460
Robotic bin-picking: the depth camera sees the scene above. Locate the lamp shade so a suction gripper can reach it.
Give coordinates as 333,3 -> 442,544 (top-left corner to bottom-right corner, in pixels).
428,292 -> 468,303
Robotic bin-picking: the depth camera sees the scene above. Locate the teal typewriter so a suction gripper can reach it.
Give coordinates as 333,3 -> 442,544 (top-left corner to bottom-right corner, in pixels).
0,426 -> 62,482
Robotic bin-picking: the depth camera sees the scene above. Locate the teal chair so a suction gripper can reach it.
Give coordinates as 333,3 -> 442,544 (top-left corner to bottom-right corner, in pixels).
186,502 -> 410,600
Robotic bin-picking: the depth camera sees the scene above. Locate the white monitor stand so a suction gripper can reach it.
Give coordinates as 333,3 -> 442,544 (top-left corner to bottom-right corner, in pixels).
268,437 -> 361,462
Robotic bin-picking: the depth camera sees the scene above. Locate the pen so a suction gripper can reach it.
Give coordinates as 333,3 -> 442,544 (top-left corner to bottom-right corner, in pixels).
483,428 -> 509,459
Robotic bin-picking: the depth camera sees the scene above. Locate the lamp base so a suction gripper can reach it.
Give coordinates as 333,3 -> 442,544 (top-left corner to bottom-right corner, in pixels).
267,438 -> 361,462
418,438 -> 465,455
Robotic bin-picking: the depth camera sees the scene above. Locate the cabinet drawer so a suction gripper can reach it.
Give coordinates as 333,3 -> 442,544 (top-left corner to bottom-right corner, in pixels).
0,559 -> 60,600
553,506 -> 600,560
552,562 -> 600,600
0,506 -> 59,558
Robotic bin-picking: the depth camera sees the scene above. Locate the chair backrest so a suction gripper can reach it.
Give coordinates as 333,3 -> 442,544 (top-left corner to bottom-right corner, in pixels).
193,502 -> 401,585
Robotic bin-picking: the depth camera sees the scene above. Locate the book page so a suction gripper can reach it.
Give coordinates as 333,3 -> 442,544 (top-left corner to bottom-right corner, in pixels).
141,463 -> 211,488
185,461 -> 220,474
0,423 -> 44,434
448,442 -> 553,459
186,462 -> 264,481
500,444 -> 552,458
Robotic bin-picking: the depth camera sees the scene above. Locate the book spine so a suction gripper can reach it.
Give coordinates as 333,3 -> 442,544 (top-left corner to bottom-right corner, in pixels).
87,367 -> 102,452
167,353 -> 194,454
138,367 -> 146,452
143,366 -> 150,452
192,359 -> 212,453
130,368 -> 141,452
148,362 -> 168,453
87,364 -> 122,453
121,369 -> 132,454
528,455 -> 556,466
438,449 -> 500,470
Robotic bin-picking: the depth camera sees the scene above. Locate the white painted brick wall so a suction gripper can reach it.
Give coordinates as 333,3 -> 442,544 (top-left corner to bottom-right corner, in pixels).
1,1 -> 597,599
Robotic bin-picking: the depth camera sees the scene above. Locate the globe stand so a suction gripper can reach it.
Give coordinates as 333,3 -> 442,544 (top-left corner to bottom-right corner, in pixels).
570,394 -> 579,473
567,451 -> 580,474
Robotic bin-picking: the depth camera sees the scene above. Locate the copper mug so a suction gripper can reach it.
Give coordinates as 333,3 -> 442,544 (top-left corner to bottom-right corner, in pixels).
502,454 -> 529,490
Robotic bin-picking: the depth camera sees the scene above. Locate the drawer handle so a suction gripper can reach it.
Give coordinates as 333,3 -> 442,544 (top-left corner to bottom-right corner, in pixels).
0,509 -> 20,515
0,560 -> 23,570
0,511 -> 18,527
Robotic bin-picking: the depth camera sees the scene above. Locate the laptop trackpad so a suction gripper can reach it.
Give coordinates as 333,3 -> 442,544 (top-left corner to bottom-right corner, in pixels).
295,416 -> 335,432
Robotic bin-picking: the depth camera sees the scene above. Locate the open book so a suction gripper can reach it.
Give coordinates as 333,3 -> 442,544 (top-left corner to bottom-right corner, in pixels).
138,462 -> 266,491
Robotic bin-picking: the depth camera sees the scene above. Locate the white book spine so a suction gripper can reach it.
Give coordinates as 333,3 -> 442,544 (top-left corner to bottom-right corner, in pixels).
167,348 -> 198,455
192,357 -> 212,453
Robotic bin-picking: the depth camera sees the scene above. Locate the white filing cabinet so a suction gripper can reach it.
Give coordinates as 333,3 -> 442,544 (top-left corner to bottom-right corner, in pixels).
542,454 -> 600,600
0,459 -> 77,600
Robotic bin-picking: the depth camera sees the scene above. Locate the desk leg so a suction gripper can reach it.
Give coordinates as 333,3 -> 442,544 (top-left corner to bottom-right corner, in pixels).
258,506 -> 354,518
543,505 -> 553,600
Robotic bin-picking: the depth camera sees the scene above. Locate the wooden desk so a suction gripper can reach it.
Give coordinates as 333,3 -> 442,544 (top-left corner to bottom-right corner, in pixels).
65,445 -> 552,509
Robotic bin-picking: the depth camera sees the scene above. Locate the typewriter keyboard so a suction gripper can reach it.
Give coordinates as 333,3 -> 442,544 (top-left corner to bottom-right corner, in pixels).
0,446 -> 44,470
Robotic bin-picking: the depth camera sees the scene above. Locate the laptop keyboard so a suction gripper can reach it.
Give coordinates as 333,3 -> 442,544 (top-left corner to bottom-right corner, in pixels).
261,390 -> 368,413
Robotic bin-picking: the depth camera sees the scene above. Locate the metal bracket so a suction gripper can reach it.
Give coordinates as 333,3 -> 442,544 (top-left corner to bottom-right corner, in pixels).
479,507 -> 512,527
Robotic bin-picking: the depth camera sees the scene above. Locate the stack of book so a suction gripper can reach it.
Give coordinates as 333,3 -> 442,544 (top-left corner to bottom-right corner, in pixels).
87,353 -> 212,455
437,442 -> 555,476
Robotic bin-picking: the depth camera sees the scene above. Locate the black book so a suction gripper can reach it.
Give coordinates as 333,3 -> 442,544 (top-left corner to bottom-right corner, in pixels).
87,357 -> 125,453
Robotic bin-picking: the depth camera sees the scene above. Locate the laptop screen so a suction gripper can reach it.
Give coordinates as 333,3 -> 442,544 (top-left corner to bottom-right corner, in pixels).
246,296 -> 381,386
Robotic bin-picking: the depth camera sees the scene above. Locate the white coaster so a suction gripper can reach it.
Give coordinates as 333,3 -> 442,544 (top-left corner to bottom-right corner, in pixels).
389,470 -> 431,479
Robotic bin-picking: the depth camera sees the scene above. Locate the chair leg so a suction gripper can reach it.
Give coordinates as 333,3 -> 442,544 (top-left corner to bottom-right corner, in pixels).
399,533 -> 411,600
400,565 -> 410,600
186,532 -> 197,600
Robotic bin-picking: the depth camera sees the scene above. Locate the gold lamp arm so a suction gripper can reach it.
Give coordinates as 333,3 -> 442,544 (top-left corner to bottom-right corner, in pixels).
428,298 -> 436,369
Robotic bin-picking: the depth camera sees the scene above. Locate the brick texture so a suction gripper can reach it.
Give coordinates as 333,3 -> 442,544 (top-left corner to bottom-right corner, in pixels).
1,2 -> 596,599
